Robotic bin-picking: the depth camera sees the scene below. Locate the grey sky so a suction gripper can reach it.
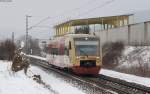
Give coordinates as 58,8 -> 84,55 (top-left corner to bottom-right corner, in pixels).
1,0 -> 150,40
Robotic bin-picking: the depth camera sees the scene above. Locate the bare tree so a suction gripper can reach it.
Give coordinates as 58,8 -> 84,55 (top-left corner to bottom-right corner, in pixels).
0,39 -> 16,60
102,41 -> 125,68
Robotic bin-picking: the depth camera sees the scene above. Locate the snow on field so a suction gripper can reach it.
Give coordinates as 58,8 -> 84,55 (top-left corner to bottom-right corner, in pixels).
100,69 -> 150,87
0,61 -> 50,94
30,66 -> 85,94
123,46 -> 135,56
0,60 -> 85,94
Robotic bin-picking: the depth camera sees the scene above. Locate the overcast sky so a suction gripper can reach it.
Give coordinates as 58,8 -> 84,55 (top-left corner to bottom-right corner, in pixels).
1,0 -> 150,40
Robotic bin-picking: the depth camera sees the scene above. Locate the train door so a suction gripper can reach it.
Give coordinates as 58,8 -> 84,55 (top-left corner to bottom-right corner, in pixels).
68,39 -> 76,66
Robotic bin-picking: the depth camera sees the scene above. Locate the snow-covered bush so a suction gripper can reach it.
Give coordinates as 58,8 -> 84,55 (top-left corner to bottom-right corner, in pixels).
11,49 -> 30,74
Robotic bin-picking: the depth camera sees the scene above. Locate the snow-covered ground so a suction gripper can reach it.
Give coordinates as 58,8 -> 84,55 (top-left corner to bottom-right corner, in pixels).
0,60 -> 85,94
0,61 -> 50,94
30,66 -> 85,94
100,69 -> 150,87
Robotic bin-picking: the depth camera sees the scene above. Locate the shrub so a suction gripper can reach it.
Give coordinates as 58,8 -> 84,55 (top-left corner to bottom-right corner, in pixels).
102,41 -> 125,68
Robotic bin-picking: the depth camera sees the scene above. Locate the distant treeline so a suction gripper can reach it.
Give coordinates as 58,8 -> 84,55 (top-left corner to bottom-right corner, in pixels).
0,39 -> 16,60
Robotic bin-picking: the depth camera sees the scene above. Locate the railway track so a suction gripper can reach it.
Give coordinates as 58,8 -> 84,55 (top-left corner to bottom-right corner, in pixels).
99,74 -> 150,94
30,57 -> 115,94
85,75 -> 150,94
29,56 -> 150,94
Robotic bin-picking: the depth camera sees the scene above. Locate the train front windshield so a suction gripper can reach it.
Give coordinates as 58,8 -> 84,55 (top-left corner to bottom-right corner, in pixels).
75,40 -> 99,56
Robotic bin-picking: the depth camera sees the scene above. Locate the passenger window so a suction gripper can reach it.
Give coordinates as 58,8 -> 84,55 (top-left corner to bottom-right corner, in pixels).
64,47 -> 69,56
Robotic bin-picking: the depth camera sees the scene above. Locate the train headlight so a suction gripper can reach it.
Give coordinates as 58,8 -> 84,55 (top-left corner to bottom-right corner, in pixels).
76,56 -> 80,59
96,57 -> 100,59
96,57 -> 100,63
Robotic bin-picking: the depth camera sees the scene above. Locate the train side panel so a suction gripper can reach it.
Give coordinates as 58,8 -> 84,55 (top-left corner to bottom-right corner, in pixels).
46,34 -> 102,75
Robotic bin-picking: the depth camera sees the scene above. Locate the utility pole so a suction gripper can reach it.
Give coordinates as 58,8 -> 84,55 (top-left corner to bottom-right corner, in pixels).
25,16 -> 51,54
26,15 -> 32,54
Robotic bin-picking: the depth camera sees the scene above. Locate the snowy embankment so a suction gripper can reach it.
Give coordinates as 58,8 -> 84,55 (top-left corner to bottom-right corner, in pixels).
100,69 -> 150,87
100,46 -> 150,87
0,61 -> 50,94
0,60 -> 85,94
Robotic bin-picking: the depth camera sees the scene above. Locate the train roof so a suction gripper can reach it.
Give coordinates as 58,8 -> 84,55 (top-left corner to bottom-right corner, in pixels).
48,34 -> 99,45
64,34 -> 97,38
49,34 -> 98,43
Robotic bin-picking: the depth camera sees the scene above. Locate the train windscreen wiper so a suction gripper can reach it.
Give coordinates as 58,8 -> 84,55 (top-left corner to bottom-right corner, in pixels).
79,49 -> 88,57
